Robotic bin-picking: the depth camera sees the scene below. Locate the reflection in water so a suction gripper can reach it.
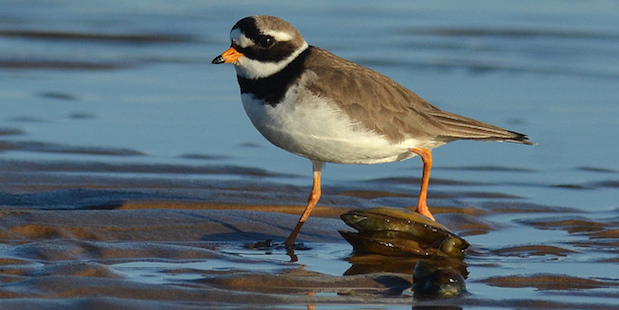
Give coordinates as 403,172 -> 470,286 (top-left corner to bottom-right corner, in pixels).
340,207 -> 469,297
413,260 -> 466,297
244,238 -> 313,262
344,253 -> 468,298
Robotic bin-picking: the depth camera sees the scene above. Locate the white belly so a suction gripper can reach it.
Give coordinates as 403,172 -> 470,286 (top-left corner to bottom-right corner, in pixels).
241,90 -> 433,164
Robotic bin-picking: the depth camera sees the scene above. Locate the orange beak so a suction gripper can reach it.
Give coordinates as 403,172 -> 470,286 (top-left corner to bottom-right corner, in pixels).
212,46 -> 244,64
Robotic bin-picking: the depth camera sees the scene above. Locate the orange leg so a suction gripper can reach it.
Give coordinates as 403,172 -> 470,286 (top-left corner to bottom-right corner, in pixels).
285,161 -> 323,249
410,148 -> 436,221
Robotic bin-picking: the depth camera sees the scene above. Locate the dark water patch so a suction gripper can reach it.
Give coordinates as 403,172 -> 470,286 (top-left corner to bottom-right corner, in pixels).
398,27 -> 619,41
438,213 -> 495,236
481,201 -> 579,214
337,190 -> 410,199
0,128 -> 24,136
179,153 -> 231,161
433,206 -> 488,217
579,166 -> 618,174
454,191 -> 521,199
0,189 -> 161,210
67,112 -> 96,120
569,239 -> 619,258
0,171 -> 212,196
386,190 -> 520,201
237,142 -> 262,148
479,274 -> 619,290
0,59 -> 132,70
38,91 -> 78,101
441,165 -> 537,173
7,116 -> 49,123
127,163 -> 276,177
426,190 -> 521,200
517,216 -> 612,234
0,141 -> 143,156
365,176 -> 485,186
0,159 -> 290,178
591,180 -> 619,188
491,245 -> 577,257
551,183 -> 591,190
0,29 -> 195,44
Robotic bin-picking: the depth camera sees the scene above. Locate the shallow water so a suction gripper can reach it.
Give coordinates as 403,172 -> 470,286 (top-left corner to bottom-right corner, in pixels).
1,1 -> 618,309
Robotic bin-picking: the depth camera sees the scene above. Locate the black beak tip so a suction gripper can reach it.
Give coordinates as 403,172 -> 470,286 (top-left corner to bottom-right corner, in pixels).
211,55 -> 225,64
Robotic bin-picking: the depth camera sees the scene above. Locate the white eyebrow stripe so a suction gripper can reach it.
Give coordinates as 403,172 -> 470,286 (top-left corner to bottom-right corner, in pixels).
262,29 -> 293,41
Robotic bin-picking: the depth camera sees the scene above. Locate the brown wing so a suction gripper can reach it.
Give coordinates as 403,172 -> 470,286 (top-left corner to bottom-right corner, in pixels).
303,47 -> 532,145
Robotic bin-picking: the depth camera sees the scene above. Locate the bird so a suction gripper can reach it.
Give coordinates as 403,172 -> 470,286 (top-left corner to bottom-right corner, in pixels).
212,15 -> 533,249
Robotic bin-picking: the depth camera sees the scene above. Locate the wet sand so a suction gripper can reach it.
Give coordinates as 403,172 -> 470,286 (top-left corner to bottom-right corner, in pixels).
2,1 -> 619,308
1,155 -> 617,309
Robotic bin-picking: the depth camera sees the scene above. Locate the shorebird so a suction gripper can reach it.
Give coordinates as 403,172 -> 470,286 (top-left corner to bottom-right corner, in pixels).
212,15 -> 533,249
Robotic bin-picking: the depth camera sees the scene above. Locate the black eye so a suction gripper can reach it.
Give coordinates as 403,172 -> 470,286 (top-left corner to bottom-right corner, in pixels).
257,35 -> 275,48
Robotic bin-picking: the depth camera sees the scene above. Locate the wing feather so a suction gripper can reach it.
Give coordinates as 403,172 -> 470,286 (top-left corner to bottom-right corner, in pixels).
302,47 -> 532,145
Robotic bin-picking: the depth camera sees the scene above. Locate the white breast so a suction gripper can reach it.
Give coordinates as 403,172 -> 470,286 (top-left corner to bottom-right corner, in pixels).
241,83 -> 428,164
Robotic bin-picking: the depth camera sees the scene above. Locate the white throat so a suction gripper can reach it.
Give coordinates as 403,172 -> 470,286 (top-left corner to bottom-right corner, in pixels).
234,41 -> 309,79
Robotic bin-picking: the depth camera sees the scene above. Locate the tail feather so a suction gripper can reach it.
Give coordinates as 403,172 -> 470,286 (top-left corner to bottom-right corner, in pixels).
428,110 -> 534,145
